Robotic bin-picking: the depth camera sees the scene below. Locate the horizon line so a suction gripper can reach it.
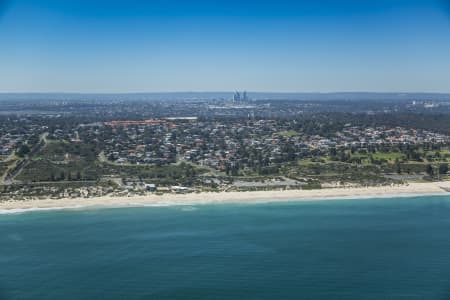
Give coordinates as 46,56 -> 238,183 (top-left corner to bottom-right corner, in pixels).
2,91 -> 450,95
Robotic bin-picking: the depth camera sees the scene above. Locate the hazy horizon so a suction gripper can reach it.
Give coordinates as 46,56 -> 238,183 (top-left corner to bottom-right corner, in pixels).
3,91 -> 450,102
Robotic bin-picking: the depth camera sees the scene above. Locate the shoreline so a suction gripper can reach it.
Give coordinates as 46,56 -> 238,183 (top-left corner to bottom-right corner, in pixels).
1,181 -> 450,214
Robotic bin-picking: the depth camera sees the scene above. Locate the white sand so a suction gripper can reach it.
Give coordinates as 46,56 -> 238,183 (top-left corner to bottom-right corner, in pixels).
1,181 -> 450,213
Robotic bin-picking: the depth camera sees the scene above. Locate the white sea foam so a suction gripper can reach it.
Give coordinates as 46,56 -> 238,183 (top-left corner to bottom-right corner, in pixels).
0,205 -> 86,215
180,206 -> 198,211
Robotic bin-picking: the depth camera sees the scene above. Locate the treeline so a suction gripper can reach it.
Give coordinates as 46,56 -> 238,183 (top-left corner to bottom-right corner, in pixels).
298,113 -> 450,135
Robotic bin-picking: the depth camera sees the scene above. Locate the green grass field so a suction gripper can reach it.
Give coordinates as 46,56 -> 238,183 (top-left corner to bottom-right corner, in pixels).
279,130 -> 300,137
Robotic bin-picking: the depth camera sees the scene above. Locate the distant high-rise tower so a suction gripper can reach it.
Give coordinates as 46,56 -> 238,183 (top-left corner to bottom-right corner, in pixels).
233,91 -> 250,103
233,92 -> 241,103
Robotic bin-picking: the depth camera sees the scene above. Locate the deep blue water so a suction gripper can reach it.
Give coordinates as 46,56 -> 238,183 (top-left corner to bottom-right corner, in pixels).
2,196 -> 450,299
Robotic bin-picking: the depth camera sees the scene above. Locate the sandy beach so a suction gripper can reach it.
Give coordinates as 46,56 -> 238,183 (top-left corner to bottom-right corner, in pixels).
1,181 -> 450,213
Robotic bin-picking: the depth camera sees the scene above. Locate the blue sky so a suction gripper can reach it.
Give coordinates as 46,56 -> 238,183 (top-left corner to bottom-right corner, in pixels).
1,0 -> 450,93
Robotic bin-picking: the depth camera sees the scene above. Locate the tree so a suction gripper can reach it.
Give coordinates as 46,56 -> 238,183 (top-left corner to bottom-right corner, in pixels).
396,163 -> 402,174
439,164 -> 449,175
329,147 -> 337,157
425,164 -> 434,177
16,145 -> 30,158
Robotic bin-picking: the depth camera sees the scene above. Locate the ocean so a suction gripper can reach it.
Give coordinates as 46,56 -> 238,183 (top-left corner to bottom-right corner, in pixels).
2,196 -> 450,299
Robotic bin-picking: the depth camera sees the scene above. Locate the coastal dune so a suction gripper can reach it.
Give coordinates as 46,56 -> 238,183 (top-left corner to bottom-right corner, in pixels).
1,181 -> 450,213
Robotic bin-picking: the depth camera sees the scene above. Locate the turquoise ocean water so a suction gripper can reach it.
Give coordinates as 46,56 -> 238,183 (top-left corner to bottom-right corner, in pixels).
2,196 -> 450,299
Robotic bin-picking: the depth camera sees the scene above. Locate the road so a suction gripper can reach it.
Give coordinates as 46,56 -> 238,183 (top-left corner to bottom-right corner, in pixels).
2,132 -> 48,184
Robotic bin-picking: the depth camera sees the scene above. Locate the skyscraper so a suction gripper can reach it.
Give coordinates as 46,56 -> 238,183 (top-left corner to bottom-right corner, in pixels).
233,92 -> 241,103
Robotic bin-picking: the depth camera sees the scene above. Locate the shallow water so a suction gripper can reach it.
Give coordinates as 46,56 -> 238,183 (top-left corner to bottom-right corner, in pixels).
2,196 -> 450,299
